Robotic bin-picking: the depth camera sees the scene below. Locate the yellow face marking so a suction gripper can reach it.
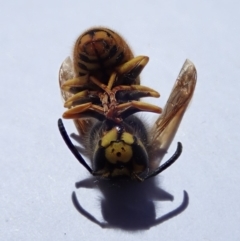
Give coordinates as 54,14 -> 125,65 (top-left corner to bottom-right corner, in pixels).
121,132 -> 134,145
105,141 -> 133,164
101,127 -> 118,147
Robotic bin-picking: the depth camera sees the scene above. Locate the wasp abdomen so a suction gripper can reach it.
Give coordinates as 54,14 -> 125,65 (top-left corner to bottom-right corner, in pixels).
73,28 -> 133,79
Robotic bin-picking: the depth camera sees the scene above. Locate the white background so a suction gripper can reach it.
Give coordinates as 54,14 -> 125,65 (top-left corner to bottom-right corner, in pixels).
1,0 -> 240,240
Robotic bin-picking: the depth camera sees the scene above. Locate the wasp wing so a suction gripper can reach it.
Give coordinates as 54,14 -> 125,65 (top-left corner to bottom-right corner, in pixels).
59,57 -> 75,101
149,59 -> 197,167
59,57 -> 94,135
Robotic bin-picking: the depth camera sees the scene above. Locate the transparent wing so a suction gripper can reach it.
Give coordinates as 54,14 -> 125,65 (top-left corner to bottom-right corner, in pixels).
149,59 -> 197,166
59,57 -> 75,101
59,57 -> 94,135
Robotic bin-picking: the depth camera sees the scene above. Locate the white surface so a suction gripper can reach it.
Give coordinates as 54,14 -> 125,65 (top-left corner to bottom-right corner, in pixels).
1,0 -> 240,240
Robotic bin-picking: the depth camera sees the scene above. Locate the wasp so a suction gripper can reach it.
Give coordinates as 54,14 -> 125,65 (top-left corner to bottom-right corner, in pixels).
58,27 -> 197,181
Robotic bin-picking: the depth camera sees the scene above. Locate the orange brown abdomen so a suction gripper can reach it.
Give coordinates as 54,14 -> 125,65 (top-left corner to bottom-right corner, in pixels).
73,28 -> 134,84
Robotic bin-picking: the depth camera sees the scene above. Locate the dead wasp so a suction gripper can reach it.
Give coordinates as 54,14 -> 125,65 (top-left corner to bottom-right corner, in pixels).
58,27 -> 197,181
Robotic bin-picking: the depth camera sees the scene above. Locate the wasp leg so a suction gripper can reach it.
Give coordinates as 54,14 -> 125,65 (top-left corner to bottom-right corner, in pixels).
88,76 -> 119,120
64,90 -> 100,108
58,119 -> 93,174
116,100 -> 162,116
114,56 -> 149,85
89,56 -> 149,89
63,102 -> 92,117
102,100 -> 161,122
143,142 -> 182,180
112,84 -> 160,103
113,84 -> 160,98
89,75 -> 119,117
62,103 -> 104,119
91,56 -> 148,90
89,56 -> 149,91
88,71 -> 118,94
60,76 -> 92,93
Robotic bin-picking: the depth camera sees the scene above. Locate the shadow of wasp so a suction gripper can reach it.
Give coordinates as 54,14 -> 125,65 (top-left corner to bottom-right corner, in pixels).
71,177 -> 189,230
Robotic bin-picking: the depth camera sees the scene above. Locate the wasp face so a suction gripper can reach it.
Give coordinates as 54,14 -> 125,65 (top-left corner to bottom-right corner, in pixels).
90,116 -> 148,179
58,27 -> 196,181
